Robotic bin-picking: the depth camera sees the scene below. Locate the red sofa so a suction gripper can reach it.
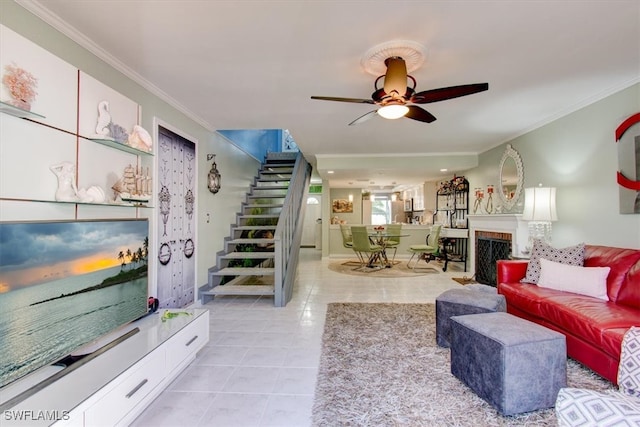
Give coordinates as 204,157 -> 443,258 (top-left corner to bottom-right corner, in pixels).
497,245 -> 640,384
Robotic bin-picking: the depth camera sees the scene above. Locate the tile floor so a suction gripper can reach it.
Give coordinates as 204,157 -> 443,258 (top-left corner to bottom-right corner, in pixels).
132,249 -> 467,427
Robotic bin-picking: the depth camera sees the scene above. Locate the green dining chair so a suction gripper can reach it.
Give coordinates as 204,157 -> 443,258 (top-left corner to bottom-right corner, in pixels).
350,226 -> 385,271
384,223 -> 403,263
407,225 -> 442,271
340,224 -> 362,266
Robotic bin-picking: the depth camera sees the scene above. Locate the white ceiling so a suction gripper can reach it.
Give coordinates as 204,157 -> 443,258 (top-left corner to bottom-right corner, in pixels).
22,0 -> 640,191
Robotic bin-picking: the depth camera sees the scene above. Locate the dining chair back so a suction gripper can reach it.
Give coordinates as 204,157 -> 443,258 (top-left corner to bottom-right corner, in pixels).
407,225 -> 442,271
350,226 -> 384,270
339,224 -> 353,248
384,223 -> 403,262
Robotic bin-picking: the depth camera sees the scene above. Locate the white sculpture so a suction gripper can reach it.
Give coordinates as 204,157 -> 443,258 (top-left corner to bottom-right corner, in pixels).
77,186 -> 106,203
127,125 -> 153,152
94,100 -> 112,138
50,162 -> 79,201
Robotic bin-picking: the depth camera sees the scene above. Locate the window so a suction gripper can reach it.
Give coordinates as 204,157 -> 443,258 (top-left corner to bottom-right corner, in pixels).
371,195 -> 391,225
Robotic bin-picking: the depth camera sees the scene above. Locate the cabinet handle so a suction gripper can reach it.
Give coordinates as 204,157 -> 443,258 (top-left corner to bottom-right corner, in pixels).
126,379 -> 148,398
186,335 -> 198,346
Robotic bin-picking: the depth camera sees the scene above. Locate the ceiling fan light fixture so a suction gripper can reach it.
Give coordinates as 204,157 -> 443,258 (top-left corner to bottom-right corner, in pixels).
378,104 -> 409,119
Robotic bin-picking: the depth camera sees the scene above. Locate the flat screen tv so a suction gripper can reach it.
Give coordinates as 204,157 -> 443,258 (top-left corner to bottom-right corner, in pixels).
0,218 -> 149,390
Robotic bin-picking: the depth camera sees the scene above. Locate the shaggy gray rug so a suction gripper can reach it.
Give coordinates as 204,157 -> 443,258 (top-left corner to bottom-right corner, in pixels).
312,303 -> 614,427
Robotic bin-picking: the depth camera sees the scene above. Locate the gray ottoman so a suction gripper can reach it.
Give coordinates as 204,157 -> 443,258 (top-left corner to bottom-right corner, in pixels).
450,312 -> 567,416
435,288 -> 506,348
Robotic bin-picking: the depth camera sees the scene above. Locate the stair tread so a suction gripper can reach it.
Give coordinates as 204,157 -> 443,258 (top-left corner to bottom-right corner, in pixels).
202,284 -> 275,296
257,177 -> 291,181
233,225 -> 277,230
239,214 -> 279,218
248,194 -> 285,198
212,267 -> 275,276
221,252 -> 275,259
229,238 -> 275,244
243,204 -> 283,208
251,186 -> 289,190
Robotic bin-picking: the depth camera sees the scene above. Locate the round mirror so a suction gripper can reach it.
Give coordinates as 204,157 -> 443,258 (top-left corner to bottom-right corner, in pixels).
498,144 -> 524,211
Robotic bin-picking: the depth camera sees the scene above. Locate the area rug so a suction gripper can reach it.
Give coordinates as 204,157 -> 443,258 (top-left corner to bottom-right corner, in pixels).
328,260 -> 439,278
312,303 -> 614,427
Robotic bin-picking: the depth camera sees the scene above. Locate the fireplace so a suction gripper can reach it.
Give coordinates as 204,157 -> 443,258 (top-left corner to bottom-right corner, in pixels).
467,214 -> 529,281
475,231 -> 512,286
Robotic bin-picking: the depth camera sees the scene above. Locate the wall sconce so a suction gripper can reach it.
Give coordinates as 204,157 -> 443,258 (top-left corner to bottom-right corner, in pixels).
348,194 -> 353,202
391,193 -> 397,202
522,185 -> 557,247
207,154 -> 221,194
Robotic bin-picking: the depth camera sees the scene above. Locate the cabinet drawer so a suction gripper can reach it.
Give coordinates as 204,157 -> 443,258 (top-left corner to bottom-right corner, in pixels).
166,313 -> 209,372
84,348 -> 165,426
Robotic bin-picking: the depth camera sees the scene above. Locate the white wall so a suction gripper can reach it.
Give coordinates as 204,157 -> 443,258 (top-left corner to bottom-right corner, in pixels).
0,2 -> 261,290
466,84 -> 640,249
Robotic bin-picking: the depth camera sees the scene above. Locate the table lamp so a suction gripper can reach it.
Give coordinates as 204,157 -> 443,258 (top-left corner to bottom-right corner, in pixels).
522,185 -> 557,248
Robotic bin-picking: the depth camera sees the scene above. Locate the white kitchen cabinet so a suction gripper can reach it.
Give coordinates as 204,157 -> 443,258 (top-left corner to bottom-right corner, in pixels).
413,185 -> 425,211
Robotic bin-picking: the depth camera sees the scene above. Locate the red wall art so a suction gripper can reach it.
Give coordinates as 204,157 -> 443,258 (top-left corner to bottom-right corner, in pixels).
616,112 -> 640,213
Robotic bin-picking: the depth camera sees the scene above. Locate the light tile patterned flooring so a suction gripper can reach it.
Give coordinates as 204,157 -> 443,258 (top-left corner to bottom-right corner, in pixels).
132,249 -> 467,427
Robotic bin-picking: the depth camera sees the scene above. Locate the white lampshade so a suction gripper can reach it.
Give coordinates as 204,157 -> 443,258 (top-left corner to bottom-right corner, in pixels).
378,104 -> 409,119
522,187 -> 557,222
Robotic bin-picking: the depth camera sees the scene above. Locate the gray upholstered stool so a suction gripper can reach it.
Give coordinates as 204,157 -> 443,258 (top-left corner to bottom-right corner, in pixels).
435,288 -> 506,348
450,312 -> 567,416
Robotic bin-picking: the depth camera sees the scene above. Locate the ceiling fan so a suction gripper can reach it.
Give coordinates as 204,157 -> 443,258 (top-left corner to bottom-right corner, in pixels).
311,56 -> 488,125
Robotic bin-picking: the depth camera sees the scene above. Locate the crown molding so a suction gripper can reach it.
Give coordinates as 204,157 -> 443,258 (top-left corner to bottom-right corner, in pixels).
16,0 -> 214,132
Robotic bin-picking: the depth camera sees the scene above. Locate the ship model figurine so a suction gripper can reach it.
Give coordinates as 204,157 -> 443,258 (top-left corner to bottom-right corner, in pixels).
112,164 -> 152,204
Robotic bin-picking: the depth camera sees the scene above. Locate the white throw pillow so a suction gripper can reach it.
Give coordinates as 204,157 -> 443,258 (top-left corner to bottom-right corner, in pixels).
537,258 -> 610,301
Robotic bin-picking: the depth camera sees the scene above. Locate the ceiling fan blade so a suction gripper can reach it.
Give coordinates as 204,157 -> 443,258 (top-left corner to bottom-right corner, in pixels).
383,57 -> 407,97
410,83 -> 489,104
311,96 -> 375,104
405,105 -> 437,123
348,110 -> 378,126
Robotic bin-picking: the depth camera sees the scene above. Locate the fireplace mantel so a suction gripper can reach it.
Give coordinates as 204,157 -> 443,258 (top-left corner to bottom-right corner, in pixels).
467,214 -> 529,276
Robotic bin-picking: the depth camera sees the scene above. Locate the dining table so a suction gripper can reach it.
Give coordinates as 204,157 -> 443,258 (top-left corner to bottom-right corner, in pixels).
367,231 -> 410,268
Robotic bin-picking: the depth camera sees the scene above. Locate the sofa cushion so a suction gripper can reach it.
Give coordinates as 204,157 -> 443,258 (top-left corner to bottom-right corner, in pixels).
537,258 -> 610,301
498,281 -> 563,318
584,245 -> 640,304
616,261 -> 640,310
522,239 -> 585,284
539,295 -> 640,357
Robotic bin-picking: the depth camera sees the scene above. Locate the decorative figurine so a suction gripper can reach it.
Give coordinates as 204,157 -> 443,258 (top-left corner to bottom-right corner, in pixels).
50,161 -> 78,202
127,125 -> 153,152
94,100 -> 112,138
2,62 -> 38,111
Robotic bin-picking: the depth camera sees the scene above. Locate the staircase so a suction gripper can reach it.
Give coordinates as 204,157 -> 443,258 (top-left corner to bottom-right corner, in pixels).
200,152 -> 310,306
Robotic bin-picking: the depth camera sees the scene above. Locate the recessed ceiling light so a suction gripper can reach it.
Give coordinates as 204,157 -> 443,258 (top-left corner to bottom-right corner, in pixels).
440,168 -> 448,172
328,171 -> 334,174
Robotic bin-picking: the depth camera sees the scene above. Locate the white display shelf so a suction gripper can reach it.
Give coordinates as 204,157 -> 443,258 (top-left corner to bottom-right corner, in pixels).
0,196 -> 153,208
82,136 -> 153,157
0,100 -> 45,120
